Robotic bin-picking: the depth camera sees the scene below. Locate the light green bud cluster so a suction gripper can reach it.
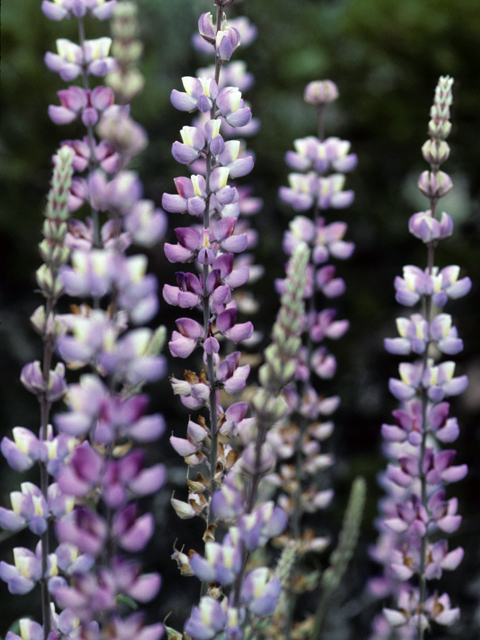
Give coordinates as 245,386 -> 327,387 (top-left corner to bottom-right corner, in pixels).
35,146 -> 74,303
427,75 -> 453,142
320,476 -> 366,593
421,139 -> 450,166
258,242 -> 310,393
147,325 -> 167,357
251,387 -> 289,424
107,1 -> 145,103
45,145 -> 74,224
275,543 -> 297,587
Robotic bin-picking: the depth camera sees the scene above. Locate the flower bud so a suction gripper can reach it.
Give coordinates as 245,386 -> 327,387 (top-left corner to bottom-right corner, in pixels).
408,210 -> 454,243
42,218 -> 69,241
304,80 -> 339,106
428,118 -> 452,140
198,12 -> 215,43
418,171 -> 453,199
146,325 -> 167,357
422,139 -> 450,166
38,239 -> 70,267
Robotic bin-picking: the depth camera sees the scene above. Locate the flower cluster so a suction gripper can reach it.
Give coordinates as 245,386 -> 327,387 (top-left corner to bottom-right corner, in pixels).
265,81 -> 357,639
370,76 -> 469,639
1,3 -> 167,640
162,4 -> 297,636
164,0 -> 258,541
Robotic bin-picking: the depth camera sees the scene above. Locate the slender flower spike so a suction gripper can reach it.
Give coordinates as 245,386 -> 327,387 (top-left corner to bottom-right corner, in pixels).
9,3 -> 170,640
372,76 -> 467,637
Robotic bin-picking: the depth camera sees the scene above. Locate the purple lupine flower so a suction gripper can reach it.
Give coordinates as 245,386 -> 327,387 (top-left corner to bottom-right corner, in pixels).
240,568 -> 281,616
56,506 -> 108,556
45,37 -> 117,81
42,0 -> 117,21
56,441 -> 103,497
5,618 -> 45,640
0,482 -> 49,535
171,77 -> 218,113
424,592 -> 460,626
408,210 -> 454,243
49,85 -> 114,126
216,86 -> 252,128
62,137 -> 120,174
272,80 -> 359,637
215,28 -> 241,62
189,539 -> 242,586
20,361 -> 67,402
109,613 -> 164,640
1,427 -> 42,472
304,79 -> 339,105
112,503 -> 154,552
164,28 -> 256,532
394,264 -> 471,307
184,597 -> 227,640
0,547 -> 43,595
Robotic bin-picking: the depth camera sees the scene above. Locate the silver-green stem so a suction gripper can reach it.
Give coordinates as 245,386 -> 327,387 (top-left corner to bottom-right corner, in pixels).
200,5 -> 224,598
416,198 -> 437,640
78,17 -> 101,252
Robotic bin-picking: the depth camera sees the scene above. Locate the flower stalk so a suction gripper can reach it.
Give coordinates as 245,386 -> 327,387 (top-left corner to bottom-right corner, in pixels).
371,76 -> 469,639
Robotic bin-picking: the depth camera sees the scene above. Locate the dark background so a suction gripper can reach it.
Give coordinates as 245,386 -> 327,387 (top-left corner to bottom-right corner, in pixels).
1,0 -> 480,637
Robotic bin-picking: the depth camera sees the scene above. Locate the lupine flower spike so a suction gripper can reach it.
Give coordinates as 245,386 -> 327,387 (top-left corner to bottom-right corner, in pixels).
165,0 -> 256,557
268,80 -> 358,639
164,3 -> 312,637
370,76 -> 469,639
1,3 -> 167,640
1,146 -> 74,640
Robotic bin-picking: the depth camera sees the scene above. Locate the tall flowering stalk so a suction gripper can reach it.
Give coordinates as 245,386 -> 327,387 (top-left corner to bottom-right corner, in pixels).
163,0 -> 256,544
0,145 -> 74,640
162,2 -> 311,637
1,2 -> 167,640
267,80 -> 358,640
370,76 -> 469,639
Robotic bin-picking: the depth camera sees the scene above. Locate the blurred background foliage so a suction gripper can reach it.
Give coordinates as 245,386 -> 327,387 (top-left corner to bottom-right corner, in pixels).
2,0 -> 480,636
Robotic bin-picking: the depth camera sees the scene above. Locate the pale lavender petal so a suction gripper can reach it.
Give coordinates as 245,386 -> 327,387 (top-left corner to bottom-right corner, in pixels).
48,105 -> 77,124
41,1 -> 69,20
221,234 -> 248,253
126,573 -> 161,603
384,338 -> 411,355
171,90 -> 198,112
224,321 -> 254,343
162,193 -> 186,214
443,375 -> 468,396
